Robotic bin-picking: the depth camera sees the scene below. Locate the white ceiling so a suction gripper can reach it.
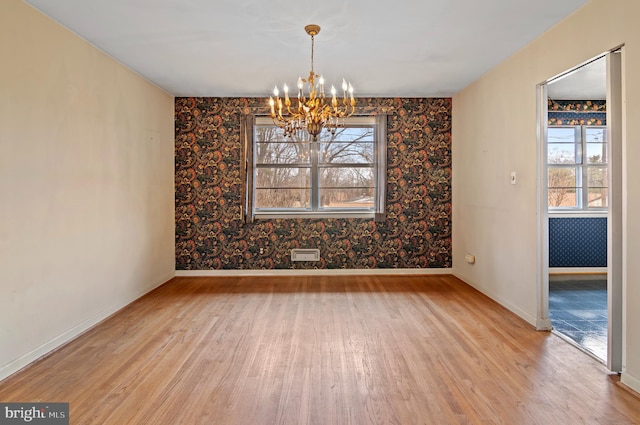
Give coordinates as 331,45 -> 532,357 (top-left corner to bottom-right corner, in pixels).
547,56 -> 607,100
24,0 -> 588,98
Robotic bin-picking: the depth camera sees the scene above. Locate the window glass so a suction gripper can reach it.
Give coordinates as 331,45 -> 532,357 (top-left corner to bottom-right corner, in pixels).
547,127 -> 580,164
548,167 -> 579,208
251,116 -> 385,218
547,125 -> 607,211
319,141 -> 374,165
255,188 -> 311,209
587,166 -> 608,188
256,141 -> 310,164
588,188 -> 608,208
255,168 -> 310,209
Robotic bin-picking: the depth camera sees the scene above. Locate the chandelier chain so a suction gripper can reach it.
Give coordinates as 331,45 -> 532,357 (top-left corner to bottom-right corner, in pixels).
310,34 -> 315,74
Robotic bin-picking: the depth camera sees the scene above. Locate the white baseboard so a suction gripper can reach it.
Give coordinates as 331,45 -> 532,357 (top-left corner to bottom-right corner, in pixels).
175,268 -> 452,277
452,272 -> 537,327
536,318 -> 552,331
621,371 -> 640,395
0,272 -> 174,382
549,267 -> 607,275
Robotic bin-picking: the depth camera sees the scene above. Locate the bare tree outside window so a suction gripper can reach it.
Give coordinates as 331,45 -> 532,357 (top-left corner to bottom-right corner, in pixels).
254,117 -> 379,215
255,127 -> 311,208
319,127 -> 374,208
547,126 -> 607,210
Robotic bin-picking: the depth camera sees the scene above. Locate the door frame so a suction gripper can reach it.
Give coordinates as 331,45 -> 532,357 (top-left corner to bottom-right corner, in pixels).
536,47 -> 624,372
606,48 -> 623,372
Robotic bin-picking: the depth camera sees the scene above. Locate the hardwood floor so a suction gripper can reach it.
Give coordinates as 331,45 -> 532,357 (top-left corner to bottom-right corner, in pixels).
1,275 -> 639,424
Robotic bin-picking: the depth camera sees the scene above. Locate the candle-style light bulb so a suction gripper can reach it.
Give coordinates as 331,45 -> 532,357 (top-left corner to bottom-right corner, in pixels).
297,77 -> 303,101
283,83 -> 289,94
318,75 -> 325,98
342,79 -> 348,92
273,86 -> 279,97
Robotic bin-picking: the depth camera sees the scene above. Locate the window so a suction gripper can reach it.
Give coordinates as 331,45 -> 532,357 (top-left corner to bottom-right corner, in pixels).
245,116 -> 386,220
547,125 -> 607,210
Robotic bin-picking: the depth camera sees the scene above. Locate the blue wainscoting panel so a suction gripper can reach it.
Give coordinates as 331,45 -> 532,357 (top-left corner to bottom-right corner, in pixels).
549,217 -> 607,267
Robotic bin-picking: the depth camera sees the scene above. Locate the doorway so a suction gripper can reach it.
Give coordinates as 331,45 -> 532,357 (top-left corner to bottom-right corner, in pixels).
537,49 -> 623,372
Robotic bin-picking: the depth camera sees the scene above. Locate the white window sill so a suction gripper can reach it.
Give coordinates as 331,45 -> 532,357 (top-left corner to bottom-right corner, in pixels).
254,211 -> 376,220
548,210 -> 607,218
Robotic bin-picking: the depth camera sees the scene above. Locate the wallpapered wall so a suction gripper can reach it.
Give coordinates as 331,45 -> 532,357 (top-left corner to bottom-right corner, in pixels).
175,97 -> 451,270
548,99 -> 606,125
549,217 -> 607,268
547,99 -> 607,269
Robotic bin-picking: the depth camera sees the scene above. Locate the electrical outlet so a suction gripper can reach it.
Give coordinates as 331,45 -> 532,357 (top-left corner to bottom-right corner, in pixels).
465,254 -> 476,264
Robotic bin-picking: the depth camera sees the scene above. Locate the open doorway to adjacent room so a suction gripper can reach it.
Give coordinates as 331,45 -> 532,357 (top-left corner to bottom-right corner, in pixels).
538,49 -> 623,371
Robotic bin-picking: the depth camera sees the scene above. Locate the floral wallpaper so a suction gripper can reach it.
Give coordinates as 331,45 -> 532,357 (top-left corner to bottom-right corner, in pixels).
548,99 -> 606,126
175,97 -> 451,270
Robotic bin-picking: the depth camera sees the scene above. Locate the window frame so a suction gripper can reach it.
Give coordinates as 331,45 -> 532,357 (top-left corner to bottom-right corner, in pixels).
546,124 -> 608,212
245,115 -> 387,221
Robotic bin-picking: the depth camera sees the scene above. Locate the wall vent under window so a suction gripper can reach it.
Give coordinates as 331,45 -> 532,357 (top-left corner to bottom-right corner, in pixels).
291,249 -> 320,262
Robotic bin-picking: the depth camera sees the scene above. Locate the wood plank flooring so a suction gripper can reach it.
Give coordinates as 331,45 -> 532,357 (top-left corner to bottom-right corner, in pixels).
1,275 -> 639,424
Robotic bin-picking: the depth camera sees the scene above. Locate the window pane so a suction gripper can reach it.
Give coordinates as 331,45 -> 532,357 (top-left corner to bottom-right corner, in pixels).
548,167 -> 579,208
256,142 -> 310,165
586,142 -> 607,164
255,188 -> 310,209
548,127 -> 577,143
321,188 -> 375,209
548,167 -> 578,188
321,126 -> 374,142
255,167 -> 310,189
548,127 -> 579,164
255,126 -> 286,143
320,167 -> 374,188
548,188 -> 579,208
588,166 -> 608,188
585,127 -> 606,143
588,188 -> 608,208
319,142 -> 374,165
548,143 -> 579,164
251,117 -> 383,216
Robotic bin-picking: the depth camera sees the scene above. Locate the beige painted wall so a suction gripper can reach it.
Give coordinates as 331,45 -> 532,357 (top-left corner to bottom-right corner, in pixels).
453,0 -> 640,392
0,0 -> 175,379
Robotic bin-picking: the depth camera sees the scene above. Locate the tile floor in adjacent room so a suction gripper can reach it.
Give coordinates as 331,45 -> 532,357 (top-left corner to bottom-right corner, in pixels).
548,277 -> 607,361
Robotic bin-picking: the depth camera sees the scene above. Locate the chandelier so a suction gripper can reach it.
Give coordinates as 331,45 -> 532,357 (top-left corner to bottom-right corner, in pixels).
269,24 -> 356,140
